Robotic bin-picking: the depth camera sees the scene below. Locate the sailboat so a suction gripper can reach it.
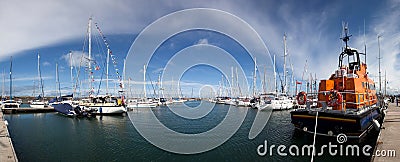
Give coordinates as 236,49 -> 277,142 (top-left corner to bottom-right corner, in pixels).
254,35 -> 294,110
2,57 -> 20,109
30,53 -> 47,108
54,17 -> 126,115
126,64 -> 157,108
80,17 -> 126,115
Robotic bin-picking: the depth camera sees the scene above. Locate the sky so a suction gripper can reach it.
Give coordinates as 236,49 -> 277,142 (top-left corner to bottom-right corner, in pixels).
0,0 -> 399,98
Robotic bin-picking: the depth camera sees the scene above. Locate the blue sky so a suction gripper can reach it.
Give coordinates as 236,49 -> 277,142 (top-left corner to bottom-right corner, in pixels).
0,0 -> 399,97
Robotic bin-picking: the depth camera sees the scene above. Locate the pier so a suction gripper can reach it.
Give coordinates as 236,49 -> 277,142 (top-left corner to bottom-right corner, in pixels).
2,107 -> 54,114
373,103 -> 399,161
0,111 -> 18,162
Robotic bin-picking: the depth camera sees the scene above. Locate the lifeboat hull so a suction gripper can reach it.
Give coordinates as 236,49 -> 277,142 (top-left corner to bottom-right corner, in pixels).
290,106 -> 384,139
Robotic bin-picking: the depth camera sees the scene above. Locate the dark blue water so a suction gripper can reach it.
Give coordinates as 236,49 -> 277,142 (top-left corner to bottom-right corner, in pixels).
4,101 -> 375,161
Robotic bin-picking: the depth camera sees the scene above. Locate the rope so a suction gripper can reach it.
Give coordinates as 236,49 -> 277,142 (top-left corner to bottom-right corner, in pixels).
311,111 -> 318,162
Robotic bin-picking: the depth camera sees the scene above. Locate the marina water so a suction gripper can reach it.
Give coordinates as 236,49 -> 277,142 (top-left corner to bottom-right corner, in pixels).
5,101 -> 375,161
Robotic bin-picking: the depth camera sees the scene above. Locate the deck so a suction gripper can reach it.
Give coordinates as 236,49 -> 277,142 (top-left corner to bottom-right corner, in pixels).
373,103 -> 400,161
0,111 -> 18,162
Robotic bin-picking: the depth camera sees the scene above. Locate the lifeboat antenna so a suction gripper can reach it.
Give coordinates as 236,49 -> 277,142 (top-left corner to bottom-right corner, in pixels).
363,19 -> 367,66
341,25 -> 352,49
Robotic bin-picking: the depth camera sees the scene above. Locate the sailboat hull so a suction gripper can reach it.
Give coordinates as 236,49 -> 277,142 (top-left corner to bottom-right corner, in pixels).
88,106 -> 126,115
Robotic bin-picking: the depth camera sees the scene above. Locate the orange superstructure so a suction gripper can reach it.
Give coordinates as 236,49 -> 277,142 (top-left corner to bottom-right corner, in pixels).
317,31 -> 377,111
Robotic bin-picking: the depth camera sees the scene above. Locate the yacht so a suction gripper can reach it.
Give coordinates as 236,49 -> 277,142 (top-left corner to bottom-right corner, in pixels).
255,92 -> 294,110
2,100 -> 20,109
80,95 -> 126,115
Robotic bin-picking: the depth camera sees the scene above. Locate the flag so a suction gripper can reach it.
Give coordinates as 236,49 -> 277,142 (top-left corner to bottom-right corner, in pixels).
296,81 -> 302,84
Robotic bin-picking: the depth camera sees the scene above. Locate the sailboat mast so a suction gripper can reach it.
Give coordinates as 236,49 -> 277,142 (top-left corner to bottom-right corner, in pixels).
122,58 -> 126,94
283,34 -> 287,94
2,69 -> 4,99
88,17 -> 93,96
9,57 -> 12,100
273,54 -> 277,93
253,58 -> 257,96
38,53 -> 45,99
236,67 -> 241,96
106,48 -> 110,95
263,66 -> 266,94
69,51 -> 73,95
56,63 -> 61,97
231,66 -> 234,97
157,72 -> 161,98
55,63 -> 58,96
143,64 -> 146,98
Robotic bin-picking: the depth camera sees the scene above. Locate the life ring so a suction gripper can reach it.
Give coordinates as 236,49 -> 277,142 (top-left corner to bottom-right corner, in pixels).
326,89 -> 343,107
296,91 -> 307,105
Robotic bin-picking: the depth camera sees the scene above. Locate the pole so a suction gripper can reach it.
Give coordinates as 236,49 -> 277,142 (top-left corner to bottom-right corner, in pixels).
384,70 -> 387,97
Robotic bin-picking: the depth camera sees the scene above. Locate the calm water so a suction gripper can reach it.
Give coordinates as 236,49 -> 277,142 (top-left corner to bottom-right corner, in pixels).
5,101 -> 375,161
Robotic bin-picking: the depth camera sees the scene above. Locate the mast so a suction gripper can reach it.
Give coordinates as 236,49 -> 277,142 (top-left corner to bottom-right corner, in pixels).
253,57 -> 257,96
283,34 -> 287,94
122,58 -> 126,95
88,17 -> 93,96
273,54 -> 277,93
56,63 -> 61,97
38,53 -> 45,100
218,81 -> 222,97
221,75 -> 224,96
157,72 -> 161,98
2,69 -> 4,100
128,78 -> 131,98
377,35 -> 382,95
236,67 -> 241,96
231,66 -> 234,97
263,66 -> 266,94
55,63 -> 58,97
106,48 -> 110,95
143,64 -> 146,98
69,51 -> 73,95
9,57 -> 12,100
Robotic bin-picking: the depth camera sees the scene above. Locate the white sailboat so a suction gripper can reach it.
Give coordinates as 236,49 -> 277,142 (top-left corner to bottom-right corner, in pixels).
2,57 -> 20,109
255,34 -> 294,110
126,64 -> 157,108
30,53 -> 46,108
80,17 -> 126,115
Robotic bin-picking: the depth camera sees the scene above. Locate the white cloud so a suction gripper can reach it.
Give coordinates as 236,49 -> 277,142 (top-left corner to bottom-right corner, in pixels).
42,61 -> 51,66
61,51 -> 88,67
196,38 -> 209,45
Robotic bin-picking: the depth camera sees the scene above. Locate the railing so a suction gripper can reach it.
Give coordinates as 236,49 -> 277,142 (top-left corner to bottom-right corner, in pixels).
298,91 -> 378,112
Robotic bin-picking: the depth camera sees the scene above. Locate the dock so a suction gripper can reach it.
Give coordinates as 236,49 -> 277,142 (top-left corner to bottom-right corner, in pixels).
2,107 -> 54,114
373,103 -> 399,161
0,111 -> 18,162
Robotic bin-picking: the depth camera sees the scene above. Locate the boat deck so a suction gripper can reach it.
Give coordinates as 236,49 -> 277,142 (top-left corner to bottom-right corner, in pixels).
373,103 -> 400,161
0,111 -> 18,162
